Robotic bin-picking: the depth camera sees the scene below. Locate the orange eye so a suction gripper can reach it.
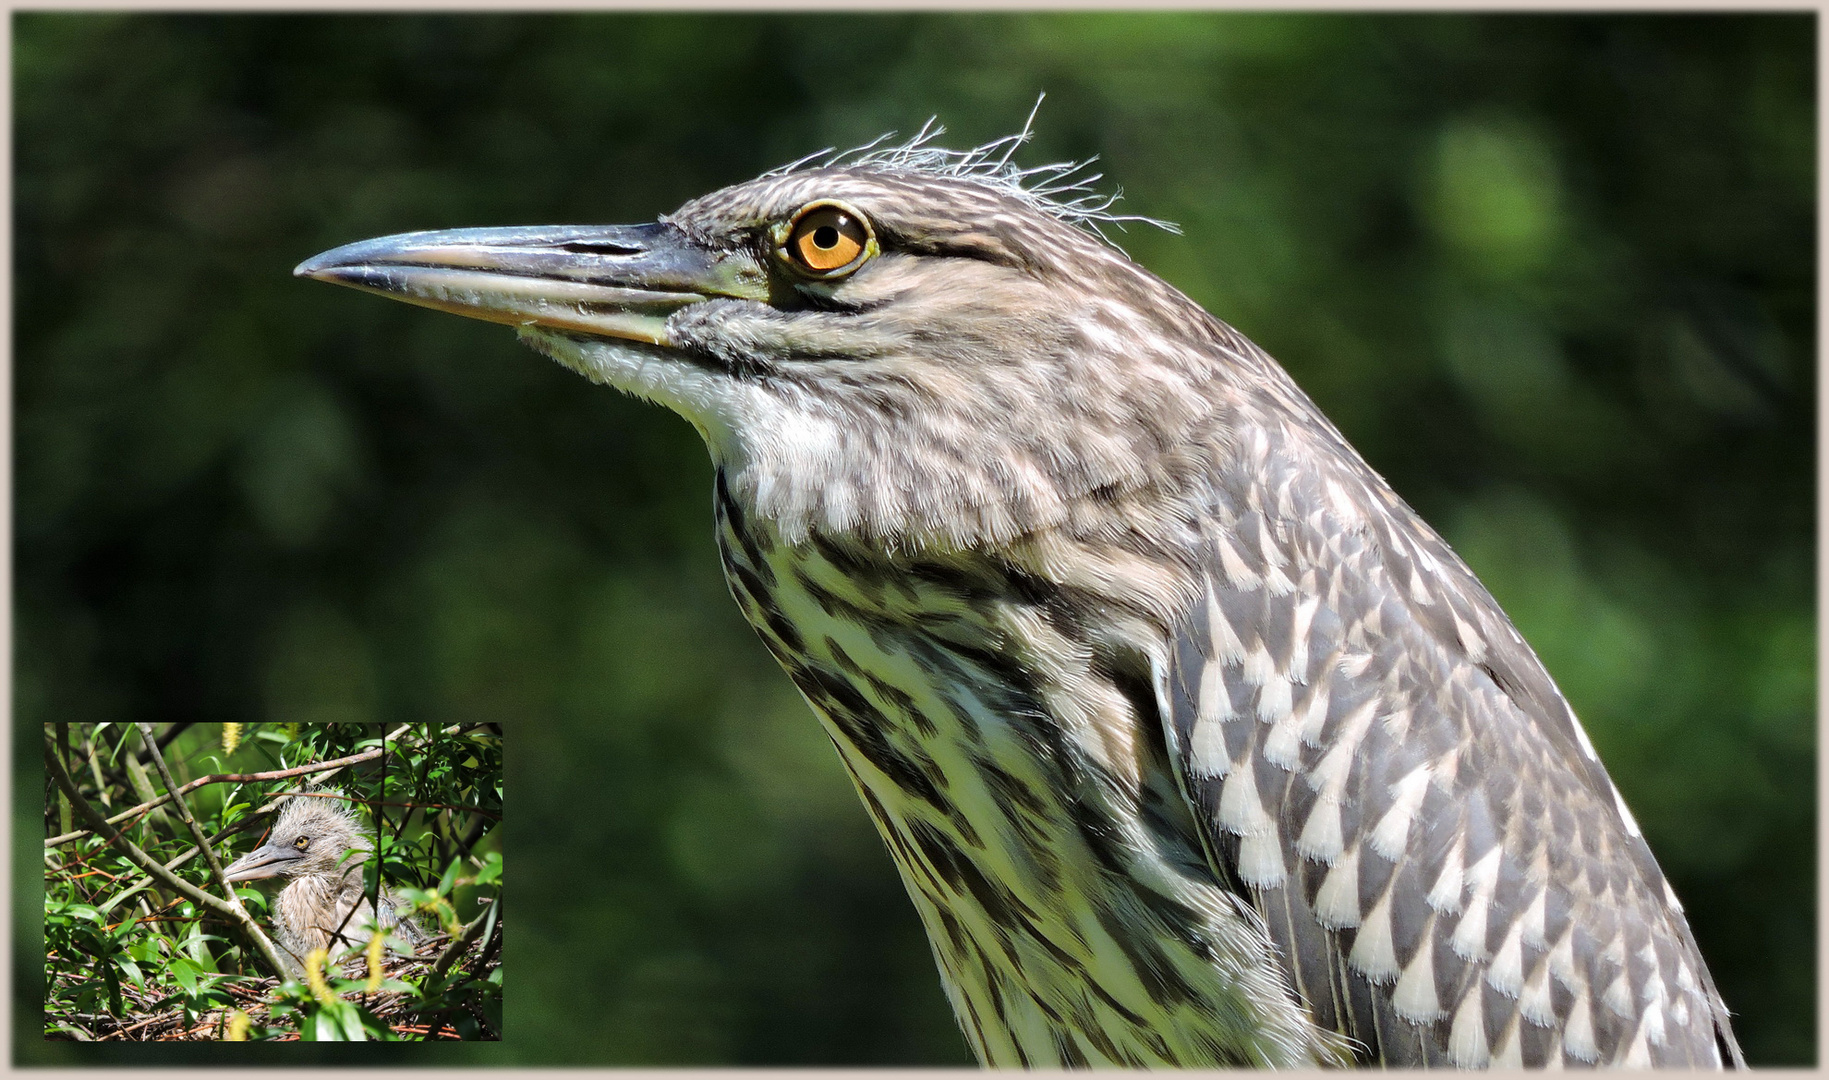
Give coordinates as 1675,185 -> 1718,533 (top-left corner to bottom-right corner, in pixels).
786,203 -> 871,276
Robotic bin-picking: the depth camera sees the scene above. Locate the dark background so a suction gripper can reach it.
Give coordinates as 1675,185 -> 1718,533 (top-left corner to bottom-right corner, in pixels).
14,12 -> 1813,1064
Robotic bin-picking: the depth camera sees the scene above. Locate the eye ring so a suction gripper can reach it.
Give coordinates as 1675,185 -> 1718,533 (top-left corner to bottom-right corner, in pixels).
781,201 -> 875,278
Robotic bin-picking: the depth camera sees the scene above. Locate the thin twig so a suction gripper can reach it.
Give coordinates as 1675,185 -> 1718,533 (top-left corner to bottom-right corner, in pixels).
44,723 -> 497,848
100,1011 -> 169,1040
43,750 -> 387,849
133,724 -> 236,888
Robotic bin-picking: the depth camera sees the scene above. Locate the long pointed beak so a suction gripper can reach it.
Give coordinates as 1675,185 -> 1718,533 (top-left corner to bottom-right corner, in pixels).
294,222 -> 766,346
221,842 -> 300,883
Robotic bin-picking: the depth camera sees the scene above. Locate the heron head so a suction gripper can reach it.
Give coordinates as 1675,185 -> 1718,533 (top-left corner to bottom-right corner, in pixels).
297,136 -> 1238,546
222,792 -> 368,884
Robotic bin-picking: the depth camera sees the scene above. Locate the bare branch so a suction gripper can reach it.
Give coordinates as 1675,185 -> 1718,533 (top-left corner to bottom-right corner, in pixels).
133,723 -> 237,894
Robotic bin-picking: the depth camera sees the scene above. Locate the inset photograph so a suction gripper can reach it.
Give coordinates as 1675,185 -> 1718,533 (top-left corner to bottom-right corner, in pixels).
42,722 -> 501,1041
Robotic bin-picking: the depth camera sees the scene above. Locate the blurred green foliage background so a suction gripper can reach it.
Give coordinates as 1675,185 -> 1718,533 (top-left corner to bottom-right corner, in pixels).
14,11 -> 1812,1065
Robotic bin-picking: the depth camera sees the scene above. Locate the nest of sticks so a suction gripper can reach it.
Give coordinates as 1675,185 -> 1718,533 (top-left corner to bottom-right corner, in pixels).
45,924 -> 500,1042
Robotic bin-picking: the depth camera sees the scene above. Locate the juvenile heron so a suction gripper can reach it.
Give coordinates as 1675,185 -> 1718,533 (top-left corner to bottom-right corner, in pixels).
222,791 -> 424,977
296,126 -> 1740,1067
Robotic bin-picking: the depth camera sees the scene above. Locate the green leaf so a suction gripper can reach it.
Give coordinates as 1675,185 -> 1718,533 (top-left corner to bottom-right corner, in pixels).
74,982 -> 106,1013
98,882 -> 149,915
437,858 -> 461,896
309,1009 -> 343,1041
76,927 -> 112,956
101,957 -> 123,1015
190,943 -> 220,973
128,939 -> 162,964
338,1005 -> 370,1041
170,958 -> 198,994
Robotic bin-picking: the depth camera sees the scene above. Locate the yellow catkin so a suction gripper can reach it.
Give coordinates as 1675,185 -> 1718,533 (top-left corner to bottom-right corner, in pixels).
221,723 -> 242,756
304,947 -> 337,1007
429,896 -> 459,936
365,930 -> 386,993
224,1009 -> 250,1041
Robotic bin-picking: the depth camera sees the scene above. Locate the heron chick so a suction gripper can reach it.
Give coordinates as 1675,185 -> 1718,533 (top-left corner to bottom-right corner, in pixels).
222,791 -> 424,978
295,126 -> 1740,1067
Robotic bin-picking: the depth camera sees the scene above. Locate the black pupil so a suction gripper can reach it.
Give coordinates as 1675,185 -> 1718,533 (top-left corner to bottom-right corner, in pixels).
812,224 -> 841,249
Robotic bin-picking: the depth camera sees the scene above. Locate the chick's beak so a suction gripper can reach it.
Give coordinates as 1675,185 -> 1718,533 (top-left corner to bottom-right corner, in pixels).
294,222 -> 769,346
221,842 -> 299,883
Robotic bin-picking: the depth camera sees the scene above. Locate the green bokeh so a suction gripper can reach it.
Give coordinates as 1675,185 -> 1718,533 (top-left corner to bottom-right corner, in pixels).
15,11 -> 1813,1065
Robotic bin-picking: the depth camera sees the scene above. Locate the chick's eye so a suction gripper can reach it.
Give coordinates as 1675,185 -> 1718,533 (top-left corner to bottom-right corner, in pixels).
787,204 -> 870,275
293,837 -> 309,850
